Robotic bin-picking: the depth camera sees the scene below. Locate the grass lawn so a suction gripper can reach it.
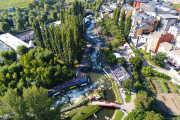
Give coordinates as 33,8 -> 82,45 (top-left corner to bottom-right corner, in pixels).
138,49 -> 164,67
61,105 -> 101,120
113,110 -> 124,120
112,81 -> 121,103
125,94 -> 131,103
0,0 -> 32,10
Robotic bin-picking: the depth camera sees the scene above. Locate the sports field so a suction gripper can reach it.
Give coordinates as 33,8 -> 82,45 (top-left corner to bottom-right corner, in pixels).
0,0 -> 32,10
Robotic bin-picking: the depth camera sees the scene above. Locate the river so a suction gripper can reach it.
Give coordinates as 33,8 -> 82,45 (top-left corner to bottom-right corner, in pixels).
55,17 -> 116,120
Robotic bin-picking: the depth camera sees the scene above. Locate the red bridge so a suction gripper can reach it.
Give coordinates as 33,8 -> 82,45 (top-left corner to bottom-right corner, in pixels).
92,100 -> 121,108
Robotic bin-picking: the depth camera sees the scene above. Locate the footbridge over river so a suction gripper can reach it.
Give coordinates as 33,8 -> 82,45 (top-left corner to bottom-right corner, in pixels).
92,100 -> 121,108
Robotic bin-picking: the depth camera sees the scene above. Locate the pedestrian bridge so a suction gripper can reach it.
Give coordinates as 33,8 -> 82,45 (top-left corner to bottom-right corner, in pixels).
92,100 -> 121,108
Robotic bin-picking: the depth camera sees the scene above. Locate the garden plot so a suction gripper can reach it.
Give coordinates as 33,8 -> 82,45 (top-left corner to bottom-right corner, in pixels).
150,93 -> 180,114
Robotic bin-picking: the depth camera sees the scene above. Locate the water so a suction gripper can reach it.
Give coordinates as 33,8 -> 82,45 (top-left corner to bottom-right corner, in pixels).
55,17 -> 116,119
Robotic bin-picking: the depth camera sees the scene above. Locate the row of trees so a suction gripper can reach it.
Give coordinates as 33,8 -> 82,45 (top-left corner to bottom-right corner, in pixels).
0,47 -> 75,95
32,1 -> 86,66
96,9 -> 132,49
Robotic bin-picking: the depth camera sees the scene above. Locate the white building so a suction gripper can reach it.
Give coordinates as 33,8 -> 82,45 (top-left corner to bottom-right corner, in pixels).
168,24 -> 180,44
163,0 -> 180,4
156,14 -> 179,31
0,33 -> 31,51
110,3 -> 121,9
158,42 -> 180,68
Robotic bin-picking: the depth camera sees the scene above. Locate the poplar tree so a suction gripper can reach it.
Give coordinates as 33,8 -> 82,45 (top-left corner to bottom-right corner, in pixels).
119,10 -> 126,32
125,14 -> 132,39
114,8 -> 120,25
44,23 -> 52,51
32,19 -> 44,48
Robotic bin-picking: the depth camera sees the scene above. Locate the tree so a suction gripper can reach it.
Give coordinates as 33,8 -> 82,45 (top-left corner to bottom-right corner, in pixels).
114,8 -> 120,25
145,111 -> 164,120
0,22 -> 10,32
142,66 -> 153,77
28,16 -> 35,25
119,10 -> 126,32
150,52 -> 167,66
17,45 -> 30,56
104,48 -> 111,58
0,85 -> 61,120
134,94 -> 153,111
32,19 -> 44,48
44,4 -> 50,12
122,78 -> 132,90
102,28 -> 108,35
107,54 -> 117,66
51,11 -> 57,21
124,13 -> 132,38
129,56 -> 143,69
41,13 -> 47,22
16,18 -> 24,31
124,111 -> 145,120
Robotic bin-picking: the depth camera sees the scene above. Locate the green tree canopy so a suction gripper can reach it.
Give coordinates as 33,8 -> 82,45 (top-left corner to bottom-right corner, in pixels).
28,16 -> 35,25
0,22 -> 10,32
150,52 -> 167,66
17,45 -> 30,56
107,53 -> 117,66
122,78 -> 132,90
129,56 -> 143,69
0,85 -> 61,120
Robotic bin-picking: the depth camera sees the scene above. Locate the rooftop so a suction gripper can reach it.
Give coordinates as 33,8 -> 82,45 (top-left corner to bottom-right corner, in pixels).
172,49 -> 180,57
158,14 -> 179,19
0,33 -> 31,51
149,31 -> 166,38
160,42 -> 173,50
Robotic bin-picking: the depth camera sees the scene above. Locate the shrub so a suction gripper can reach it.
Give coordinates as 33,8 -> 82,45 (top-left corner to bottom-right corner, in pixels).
161,81 -> 169,93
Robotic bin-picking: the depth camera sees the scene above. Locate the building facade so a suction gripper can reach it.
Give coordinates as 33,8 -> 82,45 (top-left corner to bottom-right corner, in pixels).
147,31 -> 174,53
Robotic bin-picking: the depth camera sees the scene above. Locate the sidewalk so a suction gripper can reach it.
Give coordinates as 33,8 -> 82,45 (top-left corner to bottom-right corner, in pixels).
118,46 -> 136,120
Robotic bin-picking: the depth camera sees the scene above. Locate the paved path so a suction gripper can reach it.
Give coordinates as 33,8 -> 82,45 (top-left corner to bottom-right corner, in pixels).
118,46 -> 136,120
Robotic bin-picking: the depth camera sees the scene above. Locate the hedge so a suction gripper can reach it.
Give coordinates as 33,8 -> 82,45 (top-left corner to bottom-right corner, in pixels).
152,70 -> 171,80
161,81 -> 169,93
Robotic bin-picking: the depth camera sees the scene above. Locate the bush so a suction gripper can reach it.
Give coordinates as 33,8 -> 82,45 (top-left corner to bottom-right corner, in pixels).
161,81 -> 169,93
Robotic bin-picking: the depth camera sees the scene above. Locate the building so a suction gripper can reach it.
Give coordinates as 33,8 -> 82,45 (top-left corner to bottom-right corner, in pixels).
158,42 -> 180,68
102,5 -> 114,14
0,33 -> 32,51
121,3 -> 134,15
110,3 -> 121,9
131,12 -> 158,37
157,14 -> 179,31
133,0 -> 148,8
147,31 -> 174,53
163,0 -> 180,4
168,24 -> 180,42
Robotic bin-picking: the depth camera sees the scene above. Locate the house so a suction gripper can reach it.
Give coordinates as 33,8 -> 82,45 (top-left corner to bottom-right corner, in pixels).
156,14 -> 179,31
133,0 -> 148,8
158,42 -> 180,68
133,23 -> 154,37
146,31 -> 174,53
